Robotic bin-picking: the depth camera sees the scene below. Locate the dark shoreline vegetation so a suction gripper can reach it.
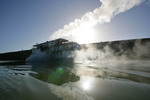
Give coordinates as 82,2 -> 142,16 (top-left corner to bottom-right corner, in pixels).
0,50 -> 31,60
0,38 -> 150,61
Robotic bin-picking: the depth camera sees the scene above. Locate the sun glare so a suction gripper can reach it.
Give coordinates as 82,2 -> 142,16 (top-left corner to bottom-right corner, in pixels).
81,77 -> 94,91
83,81 -> 90,90
73,25 -> 96,44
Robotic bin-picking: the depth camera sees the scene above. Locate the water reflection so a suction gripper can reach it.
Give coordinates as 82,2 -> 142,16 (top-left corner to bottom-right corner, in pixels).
1,60 -> 150,85
0,60 -> 26,65
0,60 -> 150,100
81,77 -> 93,91
0,61 -> 61,100
73,76 -> 150,100
28,62 -> 80,85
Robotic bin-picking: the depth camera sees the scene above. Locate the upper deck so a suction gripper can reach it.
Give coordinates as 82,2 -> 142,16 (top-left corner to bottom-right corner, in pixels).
33,38 -> 69,49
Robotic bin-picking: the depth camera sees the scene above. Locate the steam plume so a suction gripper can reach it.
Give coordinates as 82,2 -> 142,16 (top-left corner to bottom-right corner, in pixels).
50,0 -> 144,41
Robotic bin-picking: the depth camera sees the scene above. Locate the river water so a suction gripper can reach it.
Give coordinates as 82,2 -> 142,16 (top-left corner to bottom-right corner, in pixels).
0,60 -> 150,100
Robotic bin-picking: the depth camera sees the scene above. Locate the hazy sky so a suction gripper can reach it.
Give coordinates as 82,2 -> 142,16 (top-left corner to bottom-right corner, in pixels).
0,0 -> 150,53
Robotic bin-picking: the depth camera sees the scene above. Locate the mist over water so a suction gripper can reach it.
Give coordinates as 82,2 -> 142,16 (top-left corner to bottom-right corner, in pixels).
0,0 -> 150,99
72,39 -> 150,64
0,1 -> 150,99
0,59 -> 150,100
1,38 -> 150,100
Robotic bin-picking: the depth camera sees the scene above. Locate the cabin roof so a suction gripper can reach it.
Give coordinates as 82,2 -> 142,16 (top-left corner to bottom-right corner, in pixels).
33,38 -> 69,47
50,38 -> 68,42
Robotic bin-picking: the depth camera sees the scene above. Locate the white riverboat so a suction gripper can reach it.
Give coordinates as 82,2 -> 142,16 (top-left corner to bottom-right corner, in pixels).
26,38 -> 80,62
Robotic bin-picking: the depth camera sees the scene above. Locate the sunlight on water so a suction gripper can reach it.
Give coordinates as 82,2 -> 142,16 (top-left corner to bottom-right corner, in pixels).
0,60 -> 150,100
81,77 -> 93,91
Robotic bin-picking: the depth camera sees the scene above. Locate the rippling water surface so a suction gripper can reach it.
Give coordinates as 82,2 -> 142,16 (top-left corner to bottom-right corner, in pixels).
0,60 -> 150,100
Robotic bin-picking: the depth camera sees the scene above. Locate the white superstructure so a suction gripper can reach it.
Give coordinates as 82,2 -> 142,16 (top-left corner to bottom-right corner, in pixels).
26,38 -> 80,62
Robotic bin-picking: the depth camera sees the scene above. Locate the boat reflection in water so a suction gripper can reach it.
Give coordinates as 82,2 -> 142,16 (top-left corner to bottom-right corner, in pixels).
0,60 -> 150,100
28,61 -> 80,85
28,60 -> 150,100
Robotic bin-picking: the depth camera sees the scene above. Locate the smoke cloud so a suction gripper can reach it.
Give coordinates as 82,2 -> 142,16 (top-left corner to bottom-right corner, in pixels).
72,39 -> 150,63
50,0 -> 144,41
